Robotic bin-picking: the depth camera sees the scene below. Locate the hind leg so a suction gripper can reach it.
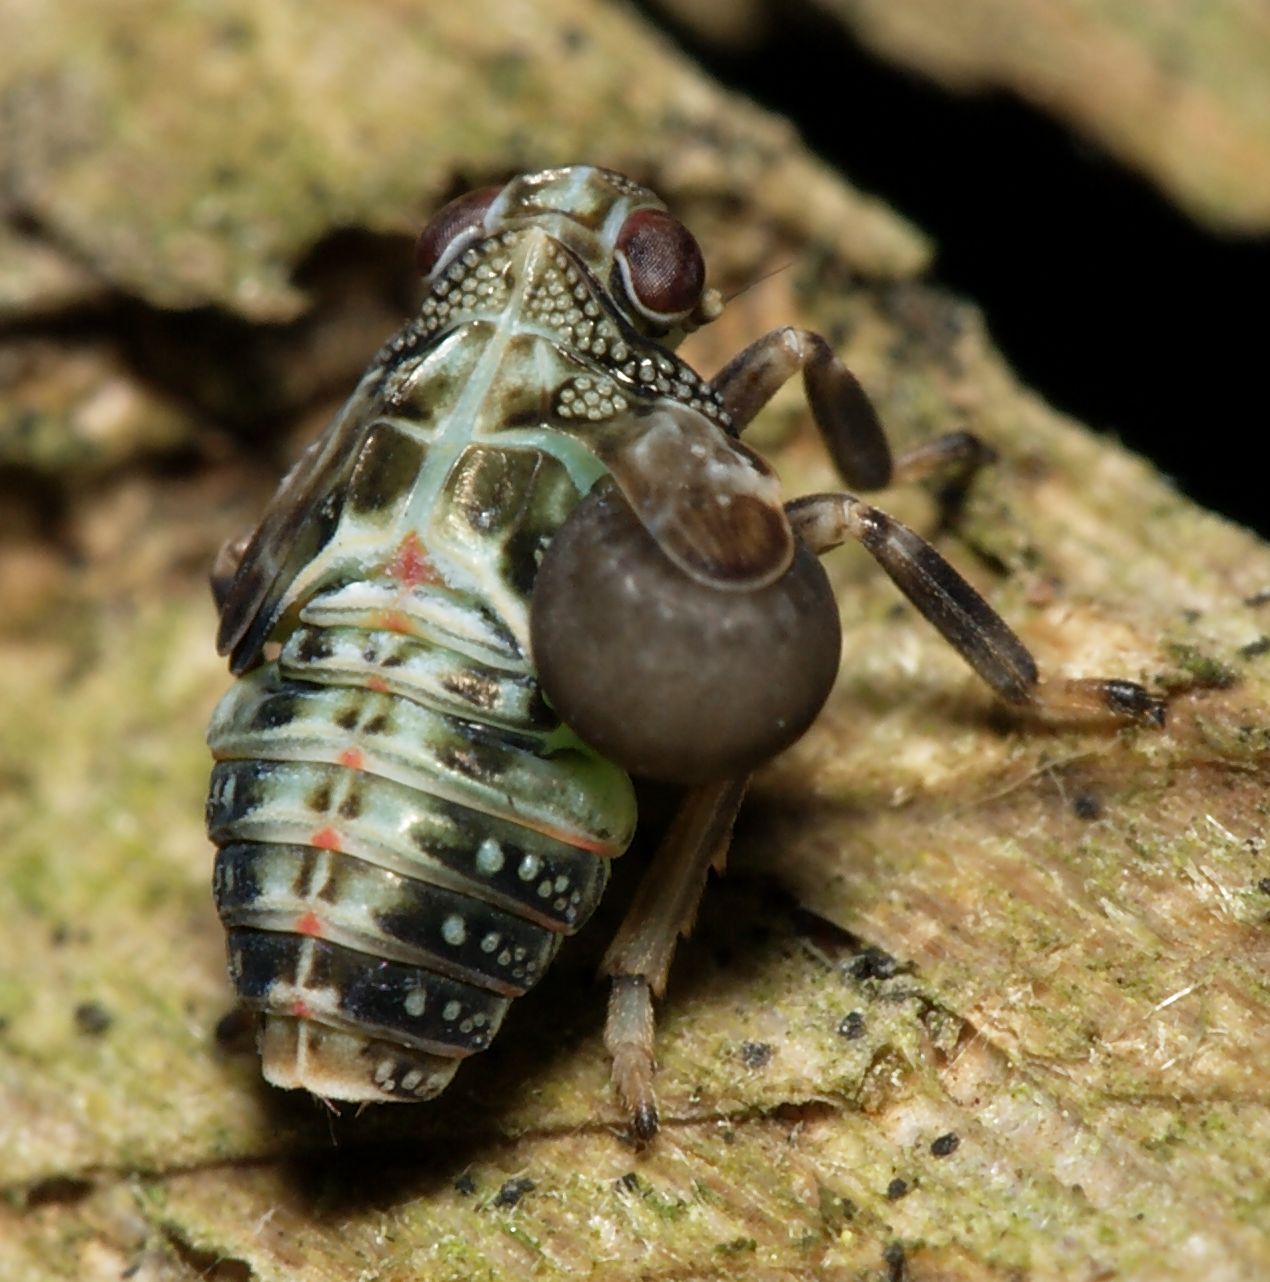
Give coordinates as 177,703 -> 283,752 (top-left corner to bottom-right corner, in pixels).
601,777 -> 747,1140
787,492 -> 1166,725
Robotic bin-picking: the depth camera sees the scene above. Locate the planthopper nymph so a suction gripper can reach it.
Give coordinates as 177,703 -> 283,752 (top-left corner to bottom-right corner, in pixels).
206,165 -> 1164,1138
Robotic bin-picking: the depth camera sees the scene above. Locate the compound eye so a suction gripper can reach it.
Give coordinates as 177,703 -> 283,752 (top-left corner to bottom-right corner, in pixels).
530,482 -> 840,785
613,208 -> 706,324
413,185 -> 501,278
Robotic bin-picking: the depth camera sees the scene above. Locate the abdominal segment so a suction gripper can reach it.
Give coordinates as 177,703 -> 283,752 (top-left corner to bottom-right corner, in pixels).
207,628 -> 630,1102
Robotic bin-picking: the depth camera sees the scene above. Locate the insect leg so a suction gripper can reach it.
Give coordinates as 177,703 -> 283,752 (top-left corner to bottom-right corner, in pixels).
787,492 -> 1167,725
710,327 -> 994,492
601,776 -> 748,1140
888,430 -> 996,487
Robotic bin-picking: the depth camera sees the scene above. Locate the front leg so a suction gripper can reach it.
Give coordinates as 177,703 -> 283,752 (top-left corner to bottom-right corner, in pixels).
602,776 -> 748,1141
710,326 -> 995,492
788,492 -> 1167,725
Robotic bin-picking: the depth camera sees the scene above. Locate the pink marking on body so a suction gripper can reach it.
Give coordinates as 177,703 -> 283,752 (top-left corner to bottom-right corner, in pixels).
373,609 -> 412,634
311,827 -> 342,851
365,676 -> 389,693
338,747 -> 365,769
526,819 -> 622,857
295,911 -> 323,937
291,999 -> 311,1019
388,531 -> 439,587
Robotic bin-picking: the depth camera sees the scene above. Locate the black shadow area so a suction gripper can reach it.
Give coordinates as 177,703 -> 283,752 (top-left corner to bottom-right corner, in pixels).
638,2 -> 1270,538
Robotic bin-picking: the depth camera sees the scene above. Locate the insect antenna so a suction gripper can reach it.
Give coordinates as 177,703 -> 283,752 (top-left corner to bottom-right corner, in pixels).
719,259 -> 795,307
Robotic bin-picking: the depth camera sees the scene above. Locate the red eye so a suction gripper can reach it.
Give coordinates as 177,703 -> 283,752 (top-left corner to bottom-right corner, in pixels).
413,185 -> 501,277
613,208 -> 705,322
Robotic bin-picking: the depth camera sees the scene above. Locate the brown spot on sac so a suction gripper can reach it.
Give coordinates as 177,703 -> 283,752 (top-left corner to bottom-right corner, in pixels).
311,827 -> 342,851
295,911 -> 323,938
338,790 -> 363,820
677,491 -> 792,586
599,416 -> 793,589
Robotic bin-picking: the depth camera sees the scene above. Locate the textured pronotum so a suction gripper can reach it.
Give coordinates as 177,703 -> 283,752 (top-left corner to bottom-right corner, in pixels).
206,166 -> 743,1102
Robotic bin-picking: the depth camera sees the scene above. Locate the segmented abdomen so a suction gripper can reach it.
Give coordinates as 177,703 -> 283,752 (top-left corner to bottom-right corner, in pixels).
208,552 -> 635,1102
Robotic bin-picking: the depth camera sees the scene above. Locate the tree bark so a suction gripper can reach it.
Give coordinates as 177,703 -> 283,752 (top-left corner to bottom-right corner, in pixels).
1,2 -> 1267,1279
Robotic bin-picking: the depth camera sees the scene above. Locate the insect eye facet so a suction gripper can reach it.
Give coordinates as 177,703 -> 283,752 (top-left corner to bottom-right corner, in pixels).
413,185 -> 502,278
613,208 -> 706,325
530,482 -> 841,785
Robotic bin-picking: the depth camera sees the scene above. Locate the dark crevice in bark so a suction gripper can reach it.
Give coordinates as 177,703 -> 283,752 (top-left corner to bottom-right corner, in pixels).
636,0 -> 1270,540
